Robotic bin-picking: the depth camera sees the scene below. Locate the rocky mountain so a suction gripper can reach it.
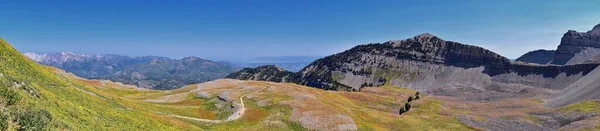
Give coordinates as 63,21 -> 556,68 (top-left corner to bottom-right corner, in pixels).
549,23 -> 600,65
515,23 -> 600,66
515,49 -> 555,64
24,52 -> 237,89
227,33 -> 600,104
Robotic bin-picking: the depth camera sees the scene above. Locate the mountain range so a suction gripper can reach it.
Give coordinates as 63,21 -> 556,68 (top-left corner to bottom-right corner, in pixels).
226,23 -> 600,130
229,24 -> 600,106
1,37 -> 478,130
24,52 -> 237,90
517,23 -> 600,65
3,23 -> 600,130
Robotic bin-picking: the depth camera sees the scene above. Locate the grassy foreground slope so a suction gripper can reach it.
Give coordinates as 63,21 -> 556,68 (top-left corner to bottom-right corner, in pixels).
0,38 -> 476,130
0,38 -> 191,130
120,79 -> 475,130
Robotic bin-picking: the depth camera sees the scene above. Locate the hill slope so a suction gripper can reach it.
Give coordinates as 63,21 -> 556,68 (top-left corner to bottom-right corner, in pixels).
0,38 -> 186,130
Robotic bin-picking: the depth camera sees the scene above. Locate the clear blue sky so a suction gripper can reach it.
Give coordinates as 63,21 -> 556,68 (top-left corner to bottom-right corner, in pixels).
1,0 -> 599,60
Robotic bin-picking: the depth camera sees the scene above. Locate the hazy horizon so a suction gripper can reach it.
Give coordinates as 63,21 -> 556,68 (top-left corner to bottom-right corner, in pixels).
2,0 -> 600,61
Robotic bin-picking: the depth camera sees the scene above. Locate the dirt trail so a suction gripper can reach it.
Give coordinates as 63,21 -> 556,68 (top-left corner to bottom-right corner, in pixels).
168,86 -> 268,123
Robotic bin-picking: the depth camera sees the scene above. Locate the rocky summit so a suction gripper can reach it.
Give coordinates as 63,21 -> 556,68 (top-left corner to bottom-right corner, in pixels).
228,32 -> 600,105
224,30 -> 600,130
550,24 -> 600,65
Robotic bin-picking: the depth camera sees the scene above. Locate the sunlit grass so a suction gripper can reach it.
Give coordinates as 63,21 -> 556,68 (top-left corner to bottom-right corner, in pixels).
559,100 -> 600,113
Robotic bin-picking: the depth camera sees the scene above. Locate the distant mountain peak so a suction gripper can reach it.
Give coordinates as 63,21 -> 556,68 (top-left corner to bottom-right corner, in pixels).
388,33 -> 445,48
257,65 -> 286,71
590,23 -> 600,35
23,52 -> 42,61
182,56 -> 202,62
414,33 -> 436,38
24,52 -> 90,63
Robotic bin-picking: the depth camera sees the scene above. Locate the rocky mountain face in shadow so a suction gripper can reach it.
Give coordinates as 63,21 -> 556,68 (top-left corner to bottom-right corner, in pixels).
227,33 -> 599,92
515,49 -> 555,64
24,53 -> 237,90
226,29 -> 600,110
517,23 -> 600,65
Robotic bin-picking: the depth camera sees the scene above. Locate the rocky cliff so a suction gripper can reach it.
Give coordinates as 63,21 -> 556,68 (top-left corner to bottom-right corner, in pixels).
228,33 -> 600,93
550,23 -> 600,65
515,49 -> 555,64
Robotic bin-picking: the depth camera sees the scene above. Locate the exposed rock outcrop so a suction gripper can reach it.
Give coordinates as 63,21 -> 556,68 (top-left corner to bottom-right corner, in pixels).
583,54 -> 600,64
547,66 -> 600,107
550,24 -> 600,65
515,49 -> 555,64
227,33 -> 600,93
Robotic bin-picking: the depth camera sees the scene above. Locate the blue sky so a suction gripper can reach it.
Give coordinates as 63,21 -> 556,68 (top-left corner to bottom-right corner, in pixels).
1,0 -> 599,60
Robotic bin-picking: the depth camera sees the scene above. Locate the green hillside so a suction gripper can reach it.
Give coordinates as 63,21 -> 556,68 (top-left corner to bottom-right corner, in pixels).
0,38 -> 187,130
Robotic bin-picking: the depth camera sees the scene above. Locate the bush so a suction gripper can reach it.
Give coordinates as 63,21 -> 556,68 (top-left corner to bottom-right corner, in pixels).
415,92 -> 420,96
0,86 -> 20,105
404,103 -> 412,111
0,110 -> 8,131
407,96 -> 414,103
415,95 -> 420,100
398,108 -> 406,115
14,108 -> 52,131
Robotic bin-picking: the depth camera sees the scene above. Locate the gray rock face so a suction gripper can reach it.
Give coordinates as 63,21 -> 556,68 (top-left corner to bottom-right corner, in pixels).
583,55 -> 600,64
550,24 -> 600,65
547,66 -> 600,107
296,33 -> 512,91
227,33 -> 599,93
589,23 -> 600,35
515,49 -> 555,64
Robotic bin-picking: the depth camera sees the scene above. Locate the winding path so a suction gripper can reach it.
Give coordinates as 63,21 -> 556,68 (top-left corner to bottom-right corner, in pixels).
168,86 -> 269,123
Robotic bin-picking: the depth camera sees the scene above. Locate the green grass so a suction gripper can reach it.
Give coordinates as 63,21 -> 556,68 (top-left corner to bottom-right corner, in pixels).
559,100 -> 600,113
0,38 -> 191,130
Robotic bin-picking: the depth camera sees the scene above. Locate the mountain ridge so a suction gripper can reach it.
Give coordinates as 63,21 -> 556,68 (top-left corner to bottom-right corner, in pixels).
24,52 -> 237,90
226,33 -> 600,103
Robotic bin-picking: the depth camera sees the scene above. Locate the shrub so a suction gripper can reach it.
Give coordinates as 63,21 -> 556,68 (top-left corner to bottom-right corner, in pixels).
415,92 -> 420,96
407,96 -> 414,103
0,86 -> 20,105
404,103 -> 412,111
415,95 -> 420,100
14,108 -> 52,131
0,110 -> 8,131
398,108 -> 406,115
